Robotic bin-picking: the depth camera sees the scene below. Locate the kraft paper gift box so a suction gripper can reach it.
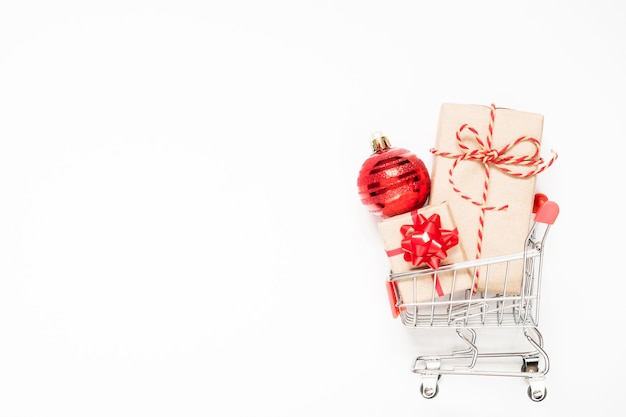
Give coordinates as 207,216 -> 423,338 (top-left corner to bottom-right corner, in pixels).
377,202 -> 473,303
429,103 -> 556,294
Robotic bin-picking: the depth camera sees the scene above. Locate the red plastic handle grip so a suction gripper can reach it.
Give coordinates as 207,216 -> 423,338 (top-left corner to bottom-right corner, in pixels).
534,200 -> 559,225
386,280 -> 400,319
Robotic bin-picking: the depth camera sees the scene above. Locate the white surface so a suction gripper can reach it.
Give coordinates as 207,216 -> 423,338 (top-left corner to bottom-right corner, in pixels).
0,1 -> 622,416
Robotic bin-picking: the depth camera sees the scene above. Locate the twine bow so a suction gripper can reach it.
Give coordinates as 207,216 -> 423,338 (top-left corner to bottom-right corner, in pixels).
430,103 -> 558,293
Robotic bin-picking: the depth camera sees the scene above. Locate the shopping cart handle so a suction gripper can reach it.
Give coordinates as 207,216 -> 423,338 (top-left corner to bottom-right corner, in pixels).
534,201 -> 559,225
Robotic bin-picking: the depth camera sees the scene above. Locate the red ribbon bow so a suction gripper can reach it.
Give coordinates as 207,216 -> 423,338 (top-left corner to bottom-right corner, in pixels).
400,213 -> 459,269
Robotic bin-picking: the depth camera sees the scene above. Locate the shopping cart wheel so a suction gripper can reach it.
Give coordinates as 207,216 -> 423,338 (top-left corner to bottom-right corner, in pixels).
419,383 -> 439,399
527,384 -> 547,402
419,375 -> 440,399
521,358 -> 539,373
521,358 -> 547,401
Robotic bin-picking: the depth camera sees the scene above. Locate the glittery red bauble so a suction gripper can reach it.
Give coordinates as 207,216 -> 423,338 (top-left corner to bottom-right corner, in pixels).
357,133 -> 430,218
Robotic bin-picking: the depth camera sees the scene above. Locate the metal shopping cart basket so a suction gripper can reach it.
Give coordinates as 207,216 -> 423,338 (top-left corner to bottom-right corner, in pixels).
385,199 -> 559,402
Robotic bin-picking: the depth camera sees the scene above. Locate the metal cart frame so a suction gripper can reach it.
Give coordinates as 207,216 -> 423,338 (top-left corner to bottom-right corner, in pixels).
386,200 -> 559,402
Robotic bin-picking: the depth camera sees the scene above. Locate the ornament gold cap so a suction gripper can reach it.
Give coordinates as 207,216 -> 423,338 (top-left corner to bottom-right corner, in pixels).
371,131 -> 391,152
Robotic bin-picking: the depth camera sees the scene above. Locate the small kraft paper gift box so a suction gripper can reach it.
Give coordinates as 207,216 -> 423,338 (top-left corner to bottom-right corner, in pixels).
429,103 -> 557,295
377,201 -> 473,303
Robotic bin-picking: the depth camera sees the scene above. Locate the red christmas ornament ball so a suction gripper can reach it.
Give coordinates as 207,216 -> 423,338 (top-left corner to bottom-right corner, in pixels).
357,133 -> 430,218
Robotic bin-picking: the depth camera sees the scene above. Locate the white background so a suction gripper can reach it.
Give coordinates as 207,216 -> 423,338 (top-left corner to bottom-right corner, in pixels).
0,1 -> 623,416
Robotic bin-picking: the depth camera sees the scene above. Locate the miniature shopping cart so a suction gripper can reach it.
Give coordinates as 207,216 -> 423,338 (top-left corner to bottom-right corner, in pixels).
385,199 -> 559,402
